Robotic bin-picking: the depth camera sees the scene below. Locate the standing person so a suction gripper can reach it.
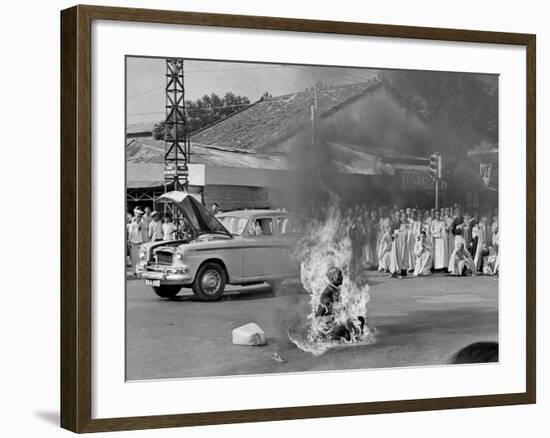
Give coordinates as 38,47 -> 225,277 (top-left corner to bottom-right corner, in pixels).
349,214 -> 365,275
128,207 -> 146,275
462,212 -> 472,252
362,211 -> 376,269
162,213 -> 177,241
148,211 -> 163,242
430,210 -> 448,271
407,210 -> 421,273
469,210 -> 480,253
377,208 -> 391,254
451,207 -> 466,249
211,202 -> 220,216
141,206 -> 153,243
393,209 -> 402,231
413,231 -> 433,276
473,215 -> 489,272
376,209 -> 385,264
125,212 -> 132,267
389,215 -> 409,278
369,210 -> 379,270
444,208 -> 455,262
491,214 -> 499,252
423,210 -> 433,238
377,227 -> 392,272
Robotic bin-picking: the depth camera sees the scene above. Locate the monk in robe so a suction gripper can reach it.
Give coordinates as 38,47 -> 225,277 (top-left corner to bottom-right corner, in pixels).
368,210 -> 379,270
377,229 -> 392,272
478,242 -> 498,275
362,212 -> 376,269
389,215 -> 409,278
444,208 -> 455,262
315,267 -> 364,341
448,242 -> 477,276
413,231 -> 433,276
406,210 -> 422,273
451,207 -> 466,249
430,210 -> 448,270
377,209 -> 391,257
473,216 -> 489,272
491,216 -> 499,252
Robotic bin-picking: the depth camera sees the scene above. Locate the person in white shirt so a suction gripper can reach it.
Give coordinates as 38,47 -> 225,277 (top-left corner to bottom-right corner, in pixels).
430,210 -> 449,271
128,207 -> 146,275
162,213 -> 177,241
141,206 -> 153,242
148,211 -> 163,242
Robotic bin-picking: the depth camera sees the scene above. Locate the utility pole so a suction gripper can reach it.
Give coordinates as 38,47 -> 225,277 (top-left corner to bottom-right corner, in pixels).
313,84 -> 318,113
163,58 -> 190,236
435,177 -> 440,210
429,152 -> 442,210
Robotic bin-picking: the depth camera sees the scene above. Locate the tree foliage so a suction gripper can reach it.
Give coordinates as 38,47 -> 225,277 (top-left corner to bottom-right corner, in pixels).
153,92 -> 251,140
384,71 -> 498,156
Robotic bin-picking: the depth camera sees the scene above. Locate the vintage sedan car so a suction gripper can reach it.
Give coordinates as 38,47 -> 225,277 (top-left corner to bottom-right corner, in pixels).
137,191 -> 303,301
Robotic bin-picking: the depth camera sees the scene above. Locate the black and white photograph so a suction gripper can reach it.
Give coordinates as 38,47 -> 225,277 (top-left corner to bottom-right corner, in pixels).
125,56 -> 499,381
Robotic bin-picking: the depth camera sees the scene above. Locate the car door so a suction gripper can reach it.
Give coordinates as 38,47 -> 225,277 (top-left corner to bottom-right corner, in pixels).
276,215 -> 302,276
242,216 -> 282,279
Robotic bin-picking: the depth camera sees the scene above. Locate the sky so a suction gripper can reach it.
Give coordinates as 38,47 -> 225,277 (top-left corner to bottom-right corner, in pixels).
126,57 -> 380,125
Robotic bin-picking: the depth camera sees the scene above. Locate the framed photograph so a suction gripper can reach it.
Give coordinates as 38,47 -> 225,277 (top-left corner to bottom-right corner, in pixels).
60,4 -> 536,433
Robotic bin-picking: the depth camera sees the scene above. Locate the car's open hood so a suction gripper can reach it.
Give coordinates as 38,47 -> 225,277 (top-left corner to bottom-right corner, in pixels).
157,191 -> 231,237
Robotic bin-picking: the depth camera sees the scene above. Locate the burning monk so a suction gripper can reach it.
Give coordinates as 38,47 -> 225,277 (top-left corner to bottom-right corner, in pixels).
314,267 -> 366,341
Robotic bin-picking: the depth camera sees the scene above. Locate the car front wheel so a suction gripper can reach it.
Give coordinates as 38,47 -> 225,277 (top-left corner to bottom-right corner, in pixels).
152,285 -> 182,299
192,262 -> 226,301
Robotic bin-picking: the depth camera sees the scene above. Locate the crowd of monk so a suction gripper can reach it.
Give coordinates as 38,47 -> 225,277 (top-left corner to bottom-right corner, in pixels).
336,204 -> 499,278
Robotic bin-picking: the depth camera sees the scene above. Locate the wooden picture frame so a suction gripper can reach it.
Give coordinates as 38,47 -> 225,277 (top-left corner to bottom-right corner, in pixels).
60,4 -> 536,433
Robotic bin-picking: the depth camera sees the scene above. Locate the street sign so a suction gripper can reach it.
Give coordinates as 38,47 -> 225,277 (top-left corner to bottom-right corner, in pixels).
164,164 -> 189,177
480,163 -> 492,187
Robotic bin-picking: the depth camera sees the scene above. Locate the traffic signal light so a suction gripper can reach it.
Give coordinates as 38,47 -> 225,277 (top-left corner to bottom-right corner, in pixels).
429,153 -> 442,179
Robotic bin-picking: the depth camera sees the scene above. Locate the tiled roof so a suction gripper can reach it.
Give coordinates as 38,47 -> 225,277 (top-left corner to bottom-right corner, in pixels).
190,78 -> 382,153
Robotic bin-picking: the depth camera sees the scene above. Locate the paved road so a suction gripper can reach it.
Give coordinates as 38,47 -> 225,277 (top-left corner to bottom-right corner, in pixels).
126,272 -> 498,380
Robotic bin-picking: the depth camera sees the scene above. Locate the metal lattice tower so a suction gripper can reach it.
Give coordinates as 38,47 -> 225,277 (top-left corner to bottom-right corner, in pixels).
164,58 -> 190,192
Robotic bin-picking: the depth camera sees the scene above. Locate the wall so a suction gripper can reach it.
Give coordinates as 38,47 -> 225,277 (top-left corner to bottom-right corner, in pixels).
203,185 -> 272,211
0,1 -> 546,438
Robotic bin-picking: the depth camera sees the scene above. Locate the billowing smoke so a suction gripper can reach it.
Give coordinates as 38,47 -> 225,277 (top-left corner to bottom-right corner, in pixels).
271,114 -> 376,354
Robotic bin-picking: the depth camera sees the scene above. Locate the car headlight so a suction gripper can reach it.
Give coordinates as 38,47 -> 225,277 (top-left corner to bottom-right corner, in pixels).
175,251 -> 184,260
139,249 -> 147,260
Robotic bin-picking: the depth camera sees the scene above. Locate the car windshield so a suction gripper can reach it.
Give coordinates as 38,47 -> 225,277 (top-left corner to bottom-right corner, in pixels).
218,216 -> 249,235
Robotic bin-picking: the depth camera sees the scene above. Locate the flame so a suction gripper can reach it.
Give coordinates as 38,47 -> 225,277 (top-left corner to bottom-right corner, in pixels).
290,193 -> 375,355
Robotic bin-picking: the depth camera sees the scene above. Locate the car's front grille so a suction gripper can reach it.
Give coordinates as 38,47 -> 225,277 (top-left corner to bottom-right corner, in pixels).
152,251 -> 172,265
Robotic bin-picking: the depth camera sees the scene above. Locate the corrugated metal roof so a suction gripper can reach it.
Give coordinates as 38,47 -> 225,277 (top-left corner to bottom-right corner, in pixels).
127,180 -> 164,189
127,138 -> 287,170
126,138 -> 394,182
